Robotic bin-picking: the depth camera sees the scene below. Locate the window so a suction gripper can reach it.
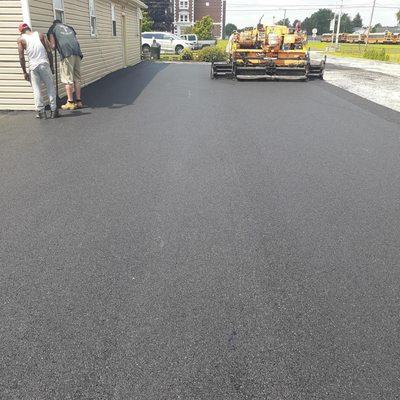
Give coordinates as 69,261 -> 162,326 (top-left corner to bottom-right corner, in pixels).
111,2 -> 117,36
179,1 -> 188,9
179,12 -> 189,22
53,0 -> 65,23
89,0 -> 97,36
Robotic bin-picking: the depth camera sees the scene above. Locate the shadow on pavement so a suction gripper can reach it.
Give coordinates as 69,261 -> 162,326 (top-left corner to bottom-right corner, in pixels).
81,61 -> 168,109
60,111 -> 91,118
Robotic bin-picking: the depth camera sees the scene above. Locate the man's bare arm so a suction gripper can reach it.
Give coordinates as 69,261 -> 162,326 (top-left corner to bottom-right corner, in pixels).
17,38 -> 30,81
40,32 -> 54,72
49,33 -> 56,50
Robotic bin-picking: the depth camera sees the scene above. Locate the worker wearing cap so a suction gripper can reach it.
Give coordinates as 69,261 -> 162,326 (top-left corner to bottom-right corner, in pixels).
17,23 -> 58,119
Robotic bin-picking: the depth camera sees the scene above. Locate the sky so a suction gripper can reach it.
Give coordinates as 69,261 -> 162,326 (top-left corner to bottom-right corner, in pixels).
225,0 -> 400,29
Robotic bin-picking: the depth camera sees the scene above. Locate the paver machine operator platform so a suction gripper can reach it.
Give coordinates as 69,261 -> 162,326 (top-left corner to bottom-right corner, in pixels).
212,22 -> 326,81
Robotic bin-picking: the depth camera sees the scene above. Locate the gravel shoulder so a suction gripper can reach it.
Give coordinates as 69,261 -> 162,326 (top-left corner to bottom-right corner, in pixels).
312,52 -> 400,112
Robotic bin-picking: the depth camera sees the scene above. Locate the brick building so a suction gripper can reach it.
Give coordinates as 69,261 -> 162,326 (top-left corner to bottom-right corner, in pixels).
146,0 -> 174,32
173,0 -> 226,39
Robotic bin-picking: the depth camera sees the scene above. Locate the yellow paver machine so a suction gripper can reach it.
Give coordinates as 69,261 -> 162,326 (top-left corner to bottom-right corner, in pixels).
211,23 -> 326,81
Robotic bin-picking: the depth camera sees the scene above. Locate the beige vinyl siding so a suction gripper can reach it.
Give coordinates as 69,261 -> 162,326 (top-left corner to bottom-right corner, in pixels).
0,1 -> 35,110
29,0 -> 143,98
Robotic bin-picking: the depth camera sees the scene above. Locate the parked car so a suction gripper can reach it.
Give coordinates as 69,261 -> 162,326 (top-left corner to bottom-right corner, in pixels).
142,32 -> 192,55
180,34 -> 217,49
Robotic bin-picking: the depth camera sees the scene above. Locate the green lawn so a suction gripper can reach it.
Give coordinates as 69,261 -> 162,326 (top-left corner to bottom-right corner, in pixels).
216,39 -> 228,51
308,40 -> 400,63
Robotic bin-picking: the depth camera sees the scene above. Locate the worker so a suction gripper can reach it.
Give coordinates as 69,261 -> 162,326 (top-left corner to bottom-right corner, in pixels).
48,20 -> 84,110
17,23 -> 58,119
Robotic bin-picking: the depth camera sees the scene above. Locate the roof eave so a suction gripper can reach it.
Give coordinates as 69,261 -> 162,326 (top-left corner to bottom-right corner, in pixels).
129,0 -> 148,9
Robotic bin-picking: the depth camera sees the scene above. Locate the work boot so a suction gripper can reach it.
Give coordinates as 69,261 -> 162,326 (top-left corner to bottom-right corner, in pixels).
50,109 -> 59,119
61,101 -> 77,111
36,110 -> 47,119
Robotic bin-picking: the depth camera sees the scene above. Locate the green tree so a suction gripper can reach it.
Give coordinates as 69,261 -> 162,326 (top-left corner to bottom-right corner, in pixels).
276,18 -> 291,27
302,9 -> 334,35
352,13 -> 363,29
224,23 -> 237,37
193,16 -> 214,40
141,10 -> 154,32
340,14 -> 353,33
371,23 -> 382,33
292,19 -> 301,29
182,26 -> 194,34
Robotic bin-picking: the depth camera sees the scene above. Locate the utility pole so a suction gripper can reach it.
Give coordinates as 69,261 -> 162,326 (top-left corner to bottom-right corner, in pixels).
331,14 -> 336,44
365,0 -> 377,47
283,9 -> 287,23
335,0 -> 343,46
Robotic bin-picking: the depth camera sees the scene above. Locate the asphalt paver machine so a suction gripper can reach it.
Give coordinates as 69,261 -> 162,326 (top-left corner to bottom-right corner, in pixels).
211,23 -> 326,81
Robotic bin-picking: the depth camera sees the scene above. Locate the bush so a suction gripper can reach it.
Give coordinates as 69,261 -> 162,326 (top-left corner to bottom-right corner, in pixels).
180,48 -> 194,61
197,46 -> 227,62
363,48 -> 390,62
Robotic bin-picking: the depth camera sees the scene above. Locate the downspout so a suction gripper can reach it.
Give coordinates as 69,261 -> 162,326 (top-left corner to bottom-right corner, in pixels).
21,0 -> 32,27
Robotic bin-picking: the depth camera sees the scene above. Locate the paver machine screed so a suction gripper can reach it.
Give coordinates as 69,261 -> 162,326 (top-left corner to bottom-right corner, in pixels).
211,22 -> 326,81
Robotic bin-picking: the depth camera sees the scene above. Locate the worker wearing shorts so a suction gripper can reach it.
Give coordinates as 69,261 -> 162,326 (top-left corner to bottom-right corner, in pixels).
60,55 -> 81,86
48,20 -> 83,110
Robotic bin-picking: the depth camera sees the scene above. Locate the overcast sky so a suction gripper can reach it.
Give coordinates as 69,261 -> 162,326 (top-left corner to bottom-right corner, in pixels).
225,0 -> 399,29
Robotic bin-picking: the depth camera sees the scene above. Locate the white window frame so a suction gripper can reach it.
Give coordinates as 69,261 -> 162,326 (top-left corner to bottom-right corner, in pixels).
179,12 -> 189,23
111,2 -> 117,37
89,0 -> 97,37
52,0 -> 65,23
179,1 -> 189,10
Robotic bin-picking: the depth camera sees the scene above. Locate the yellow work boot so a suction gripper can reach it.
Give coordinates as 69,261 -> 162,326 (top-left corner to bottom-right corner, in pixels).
61,101 -> 77,111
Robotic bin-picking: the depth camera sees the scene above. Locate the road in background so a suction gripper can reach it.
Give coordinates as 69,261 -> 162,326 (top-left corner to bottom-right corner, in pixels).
1,63 -> 400,399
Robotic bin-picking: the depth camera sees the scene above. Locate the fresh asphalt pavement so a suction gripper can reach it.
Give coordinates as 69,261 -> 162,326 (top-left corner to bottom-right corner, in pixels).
1,62 -> 400,399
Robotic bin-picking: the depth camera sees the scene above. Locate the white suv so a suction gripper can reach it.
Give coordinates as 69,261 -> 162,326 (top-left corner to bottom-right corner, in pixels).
142,32 -> 192,55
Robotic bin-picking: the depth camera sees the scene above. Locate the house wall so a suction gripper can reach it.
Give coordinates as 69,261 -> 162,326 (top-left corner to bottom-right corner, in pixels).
0,1 -> 35,110
30,0 -> 142,98
194,0 -> 224,38
174,0 -> 194,36
0,0 -> 144,111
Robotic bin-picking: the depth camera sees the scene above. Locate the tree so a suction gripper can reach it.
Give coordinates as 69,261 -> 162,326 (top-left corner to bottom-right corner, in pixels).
302,9 -> 334,35
352,13 -> 363,29
224,23 -> 238,37
146,0 -> 173,32
397,10 -> 400,25
141,10 -> 154,32
193,16 -> 214,40
292,19 -> 301,29
276,18 -> 291,27
371,23 -> 382,33
340,14 -> 353,33
182,26 -> 194,34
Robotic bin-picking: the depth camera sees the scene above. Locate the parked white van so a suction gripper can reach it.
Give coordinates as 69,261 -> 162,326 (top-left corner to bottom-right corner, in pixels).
142,32 -> 192,55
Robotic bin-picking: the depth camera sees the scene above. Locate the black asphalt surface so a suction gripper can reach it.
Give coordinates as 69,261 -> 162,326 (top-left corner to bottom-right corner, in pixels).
1,62 -> 400,399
